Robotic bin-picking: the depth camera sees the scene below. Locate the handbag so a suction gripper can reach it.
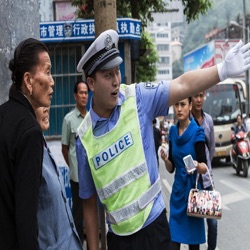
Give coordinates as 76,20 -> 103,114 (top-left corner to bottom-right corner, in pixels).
187,167 -> 222,219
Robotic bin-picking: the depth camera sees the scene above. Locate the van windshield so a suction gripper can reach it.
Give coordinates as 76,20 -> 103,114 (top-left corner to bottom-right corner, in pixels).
203,84 -> 241,125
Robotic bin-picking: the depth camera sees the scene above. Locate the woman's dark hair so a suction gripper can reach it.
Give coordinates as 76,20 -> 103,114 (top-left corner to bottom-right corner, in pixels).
9,38 -> 48,92
188,97 -> 192,118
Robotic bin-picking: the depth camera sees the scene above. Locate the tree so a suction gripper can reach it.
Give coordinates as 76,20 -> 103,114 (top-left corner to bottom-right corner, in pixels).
181,0 -> 213,23
72,0 -> 213,25
135,31 -> 158,82
72,0 -> 214,81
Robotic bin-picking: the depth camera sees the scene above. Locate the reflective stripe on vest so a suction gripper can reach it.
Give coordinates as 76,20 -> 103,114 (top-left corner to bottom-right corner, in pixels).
106,177 -> 161,225
97,162 -> 147,201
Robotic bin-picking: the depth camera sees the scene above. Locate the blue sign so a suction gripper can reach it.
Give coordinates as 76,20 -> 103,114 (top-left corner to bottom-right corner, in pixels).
40,18 -> 141,43
59,166 -> 72,209
183,42 -> 215,72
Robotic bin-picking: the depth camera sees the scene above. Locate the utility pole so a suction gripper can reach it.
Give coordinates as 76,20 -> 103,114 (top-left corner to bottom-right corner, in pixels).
93,0 -> 132,84
0,0 -> 40,104
93,3 -> 116,248
94,0 -> 117,36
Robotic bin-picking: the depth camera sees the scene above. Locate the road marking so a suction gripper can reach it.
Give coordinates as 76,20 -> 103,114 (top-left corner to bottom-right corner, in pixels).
221,193 -> 242,210
219,179 -> 250,210
220,179 -> 250,198
162,177 -> 250,211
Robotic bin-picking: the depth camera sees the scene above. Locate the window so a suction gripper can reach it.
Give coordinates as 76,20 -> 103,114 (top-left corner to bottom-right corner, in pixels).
157,33 -> 168,38
45,43 -> 83,136
157,44 -> 169,51
158,70 -> 170,75
159,57 -> 170,64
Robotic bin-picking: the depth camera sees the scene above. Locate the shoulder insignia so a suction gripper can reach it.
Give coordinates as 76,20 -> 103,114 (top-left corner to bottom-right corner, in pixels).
143,82 -> 158,89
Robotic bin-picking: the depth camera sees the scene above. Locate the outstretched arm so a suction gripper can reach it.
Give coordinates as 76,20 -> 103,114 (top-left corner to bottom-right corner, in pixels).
169,66 -> 219,106
169,40 -> 250,106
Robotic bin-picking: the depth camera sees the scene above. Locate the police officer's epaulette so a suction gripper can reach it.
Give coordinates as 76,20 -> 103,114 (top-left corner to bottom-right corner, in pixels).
143,82 -> 159,89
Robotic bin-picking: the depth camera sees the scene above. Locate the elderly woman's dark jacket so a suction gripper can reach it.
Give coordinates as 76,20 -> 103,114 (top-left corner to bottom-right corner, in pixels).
0,90 -> 43,250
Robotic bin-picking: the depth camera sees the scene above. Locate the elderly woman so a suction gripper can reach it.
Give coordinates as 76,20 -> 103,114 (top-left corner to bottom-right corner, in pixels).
0,38 -> 54,249
35,107 -> 83,250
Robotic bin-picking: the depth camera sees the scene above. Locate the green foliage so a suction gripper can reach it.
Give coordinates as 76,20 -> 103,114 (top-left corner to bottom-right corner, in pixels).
116,1 -> 166,27
71,0 -> 216,81
72,0 -> 166,26
181,0 -> 213,23
71,0 -> 94,18
135,31 -> 158,82
72,0 -> 214,25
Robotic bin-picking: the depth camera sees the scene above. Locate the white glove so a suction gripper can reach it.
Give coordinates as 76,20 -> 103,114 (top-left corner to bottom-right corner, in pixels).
217,40 -> 250,81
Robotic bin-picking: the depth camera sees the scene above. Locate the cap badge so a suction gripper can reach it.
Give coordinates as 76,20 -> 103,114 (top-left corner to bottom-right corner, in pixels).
104,34 -> 113,50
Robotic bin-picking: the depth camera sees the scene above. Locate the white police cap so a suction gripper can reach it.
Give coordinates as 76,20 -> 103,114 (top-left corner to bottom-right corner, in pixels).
77,29 -> 123,77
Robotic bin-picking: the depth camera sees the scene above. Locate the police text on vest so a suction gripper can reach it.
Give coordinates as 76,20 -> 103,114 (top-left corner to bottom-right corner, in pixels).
92,132 -> 134,170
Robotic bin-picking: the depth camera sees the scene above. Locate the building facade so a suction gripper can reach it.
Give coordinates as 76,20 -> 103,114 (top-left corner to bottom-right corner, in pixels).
146,0 -> 184,82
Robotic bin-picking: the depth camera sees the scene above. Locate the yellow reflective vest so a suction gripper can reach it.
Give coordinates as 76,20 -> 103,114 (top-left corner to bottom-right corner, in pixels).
77,84 -> 161,235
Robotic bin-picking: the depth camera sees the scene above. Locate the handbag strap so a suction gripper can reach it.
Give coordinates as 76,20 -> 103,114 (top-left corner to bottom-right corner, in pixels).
195,164 -> 214,190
